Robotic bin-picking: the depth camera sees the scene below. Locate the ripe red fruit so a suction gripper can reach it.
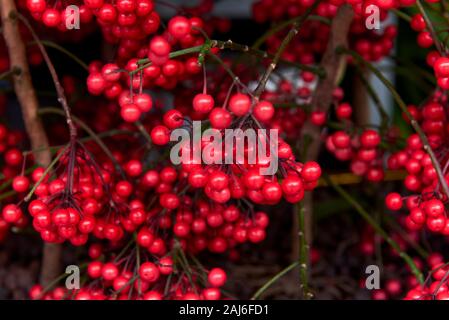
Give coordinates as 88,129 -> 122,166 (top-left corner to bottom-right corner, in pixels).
139,262 -> 160,282
360,130 -> 381,148
332,131 -> 351,148
193,93 -> 214,113
101,263 -> 119,280
163,109 -> 183,129
209,108 -> 232,129
385,193 -> 402,211
42,8 -> 61,27
417,31 -> 433,48
424,199 -> 445,218
168,16 -> 191,39
87,261 -> 103,278
115,180 -> 133,197
248,227 -> 266,243
410,208 -> 426,225
434,57 -> 449,77
150,125 -> 170,145
159,193 -> 180,210
4,149 -> 23,166
158,257 -> 173,275
12,176 -> 30,193
26,0 -> 46,13
229,93 -> 251,116
301,162 -> 321,182
87,73 -> 106,95
262,182 -> 282,202
208,268 -> 226,287
336,103 -> 352,120
203,288 -> 221,300
84,0 -> 105,9
253,100 -> 274,121
427,216 -> 446,232
410,14 -> 426,32
134,93 -> 153,112
2,204 -> 22,223
121,104 -> 141,122
281,175 -> 303,195
149,36 -> 170,56
310,110 -> 326,126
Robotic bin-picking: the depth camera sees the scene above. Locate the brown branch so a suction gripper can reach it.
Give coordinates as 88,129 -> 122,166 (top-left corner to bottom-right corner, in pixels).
17,13 -> 77,142
298,3 -> 354,241
0,0 -> 61,287
292,3 -> 354,287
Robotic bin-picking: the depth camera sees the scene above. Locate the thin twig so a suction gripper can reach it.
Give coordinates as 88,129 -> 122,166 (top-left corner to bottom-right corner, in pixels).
253,0 -> 322,99
251,262 -> 299,300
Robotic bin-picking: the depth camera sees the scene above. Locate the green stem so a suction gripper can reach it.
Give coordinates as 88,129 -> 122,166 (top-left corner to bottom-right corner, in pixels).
326,176 -> 424,284
0,66 -> 21,80
0,190 -> 16,201
134,40 -> 325,77
251,261 -> 299,300
297,203 -> 312,299
135,120 -> 152,149
391,8 -> 412,23
135,242 -> 142,296
24,144 -> 68,202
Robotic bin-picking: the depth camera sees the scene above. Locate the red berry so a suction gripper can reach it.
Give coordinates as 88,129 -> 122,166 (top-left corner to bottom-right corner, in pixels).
229,93 -> 251,116
208,268 -> 226,287
42,9 -> 61,27
193,94 -> 214,113
12,176 -> 30,193
121,103 -> 141,122
385,193 -> 402,211
151,125 -> 170,145
168,16 -> 191,39
253,101 -> 274,121
139,262 -> 160,282
209,108 -> 232,129
2,204 -> 22,223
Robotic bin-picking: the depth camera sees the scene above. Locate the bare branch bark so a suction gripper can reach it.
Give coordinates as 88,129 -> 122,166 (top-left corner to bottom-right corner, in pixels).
298,3 -> 354,243
291,4 -> 354,296
0,0 -> 61,287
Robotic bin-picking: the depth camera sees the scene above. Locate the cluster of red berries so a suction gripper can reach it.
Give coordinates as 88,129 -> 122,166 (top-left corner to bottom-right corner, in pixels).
148,89 -> 321,204
385,94 -> 449,234
404,253 -> 449,300
85,14 -> 209,123
326,128 -> 384,181
24,0 -> 94,29
253,0 -> 399,64
5,145 -> 124,245
432,55 -> 449,90
29,242 -> 227,300
137,199 -> 270,255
